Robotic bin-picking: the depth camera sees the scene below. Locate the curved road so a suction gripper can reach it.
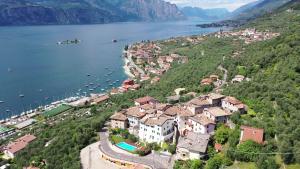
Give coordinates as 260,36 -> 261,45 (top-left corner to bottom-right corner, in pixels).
99,130 -> 172,169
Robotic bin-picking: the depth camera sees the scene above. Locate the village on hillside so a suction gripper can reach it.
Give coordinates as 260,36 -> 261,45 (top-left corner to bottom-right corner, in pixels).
0,27 -> 281,169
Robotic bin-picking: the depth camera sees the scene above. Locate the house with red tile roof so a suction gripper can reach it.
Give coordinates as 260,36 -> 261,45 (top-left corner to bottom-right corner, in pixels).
201,78 -> 213,86
221,96 -> 247,113
240,126 -> 264,144
134,96 -> 158,106
4,134 -> 36,158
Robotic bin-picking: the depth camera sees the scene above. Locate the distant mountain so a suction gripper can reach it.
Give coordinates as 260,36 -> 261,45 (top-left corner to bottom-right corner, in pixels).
0,0 -> 185,26
181,7 -> 230,20
231,0 -> 291,20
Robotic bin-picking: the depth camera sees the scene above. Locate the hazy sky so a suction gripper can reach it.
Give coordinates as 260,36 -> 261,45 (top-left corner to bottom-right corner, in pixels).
165,0 -> 258,11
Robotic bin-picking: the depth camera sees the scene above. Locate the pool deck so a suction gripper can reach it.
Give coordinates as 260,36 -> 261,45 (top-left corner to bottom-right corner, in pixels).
99,129 -> 173,169
116,142 -> 137,152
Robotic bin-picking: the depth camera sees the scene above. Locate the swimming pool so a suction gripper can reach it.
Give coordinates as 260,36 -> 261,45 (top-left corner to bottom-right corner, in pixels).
116,142 -> 137,152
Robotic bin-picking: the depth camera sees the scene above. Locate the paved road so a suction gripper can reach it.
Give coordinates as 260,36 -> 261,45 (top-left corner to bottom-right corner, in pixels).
99,130 -> 172,169
81,142 -> 120,169
126,51 -> 145,75
218,65 -> 228,83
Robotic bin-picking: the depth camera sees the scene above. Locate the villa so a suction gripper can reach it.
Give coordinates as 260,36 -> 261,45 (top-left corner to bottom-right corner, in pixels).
177,132 -> 210,160
185,97 -> 211,114
139,115 -> 174,143
221,96 -> 247,113
203,107 -> 232,123
187,114 -> 215,134
3,134 -> 36,158
125,107 -> 147,127
110,112 -> 128,129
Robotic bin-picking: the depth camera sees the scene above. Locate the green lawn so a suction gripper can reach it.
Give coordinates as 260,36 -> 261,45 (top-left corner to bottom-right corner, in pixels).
111,135 -> 125,144
285,164 -> 300,169
226,162 -> 257,169
43,105 -> 72,117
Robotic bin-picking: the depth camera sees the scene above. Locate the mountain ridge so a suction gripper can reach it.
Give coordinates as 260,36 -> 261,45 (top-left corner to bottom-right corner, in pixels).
0,0 -> 185,26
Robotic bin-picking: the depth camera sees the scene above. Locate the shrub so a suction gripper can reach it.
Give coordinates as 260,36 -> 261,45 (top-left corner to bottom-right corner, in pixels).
127,134 -> 138,143
168,144 -> 177,154
136,147 -> 151,156
235,140 -> 262,162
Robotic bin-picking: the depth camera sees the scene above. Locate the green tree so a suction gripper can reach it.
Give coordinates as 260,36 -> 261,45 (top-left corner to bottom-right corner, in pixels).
235,140 -> 262,162
214,125 -> 231,144
256,155 -> 279,169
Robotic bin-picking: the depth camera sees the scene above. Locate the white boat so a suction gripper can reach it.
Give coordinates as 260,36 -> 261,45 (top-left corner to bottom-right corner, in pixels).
19,94 -> 25,98
0,101 -> 4,104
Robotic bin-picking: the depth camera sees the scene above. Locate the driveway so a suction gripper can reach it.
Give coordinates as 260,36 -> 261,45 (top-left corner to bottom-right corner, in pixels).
81,142 -> 120,169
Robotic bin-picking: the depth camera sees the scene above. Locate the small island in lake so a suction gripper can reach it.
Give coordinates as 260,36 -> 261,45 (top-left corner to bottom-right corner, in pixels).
57,38 -> 81,45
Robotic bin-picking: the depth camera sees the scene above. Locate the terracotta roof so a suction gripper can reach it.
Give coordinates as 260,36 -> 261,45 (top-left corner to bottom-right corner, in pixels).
201,78 -> 213,85
189,114 -> 215,125
164,106 -> 193,117
92,95 -> 109,103
126,107 -> 146,118
6,134 -> 36,154
134,96 -> 156,105
110,112 -> 127,121
15,134 -> 36,143
205,107 -> 231,117
222,96 -> 243,105
140,104 -> 155,110
207,93 -> 225,100
177,132 -> 210,153
155,103 -> 171,111
23,167 -> 40,169
214,143 -> 223,151
240,126 -> 264,144
187,97 -> 210,107
143,115 -> 173,126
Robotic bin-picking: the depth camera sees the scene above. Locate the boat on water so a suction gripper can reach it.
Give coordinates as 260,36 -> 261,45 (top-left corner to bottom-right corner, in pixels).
6,109 -> 10,112
19,94 -> 25,98
101,89 -> 105,91
112,39 -> 118,43
85,85 -> 89,87
89,89 -> 94,91
89,83 -> 94,85
87,74 -> 91,77
0,101 -> 4,104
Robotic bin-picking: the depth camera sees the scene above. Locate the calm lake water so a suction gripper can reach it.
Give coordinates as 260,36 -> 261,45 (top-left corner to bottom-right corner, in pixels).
0,19 -> 219,119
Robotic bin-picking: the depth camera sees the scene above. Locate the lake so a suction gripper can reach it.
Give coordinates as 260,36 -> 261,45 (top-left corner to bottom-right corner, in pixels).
0,19 -> 220,120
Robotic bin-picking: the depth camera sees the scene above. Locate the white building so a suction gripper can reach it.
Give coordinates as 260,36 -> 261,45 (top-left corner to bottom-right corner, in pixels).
177,132 -> 210,160
203,107 -> 232,123
185,97 -> 210,114
138,115 -> 174,143
125,107 -> 146,127
221,96 -> 247,113
187,114 -> 215,134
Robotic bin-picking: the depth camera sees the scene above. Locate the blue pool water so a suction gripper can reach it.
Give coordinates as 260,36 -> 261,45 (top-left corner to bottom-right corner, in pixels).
116,142 -> 137,152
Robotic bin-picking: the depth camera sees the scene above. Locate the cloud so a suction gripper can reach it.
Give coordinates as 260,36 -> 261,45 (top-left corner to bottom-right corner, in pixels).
165,0 -> 259,11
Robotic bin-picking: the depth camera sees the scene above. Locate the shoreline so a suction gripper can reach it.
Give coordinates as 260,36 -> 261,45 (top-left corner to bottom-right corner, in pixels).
0,29 -> 223,130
